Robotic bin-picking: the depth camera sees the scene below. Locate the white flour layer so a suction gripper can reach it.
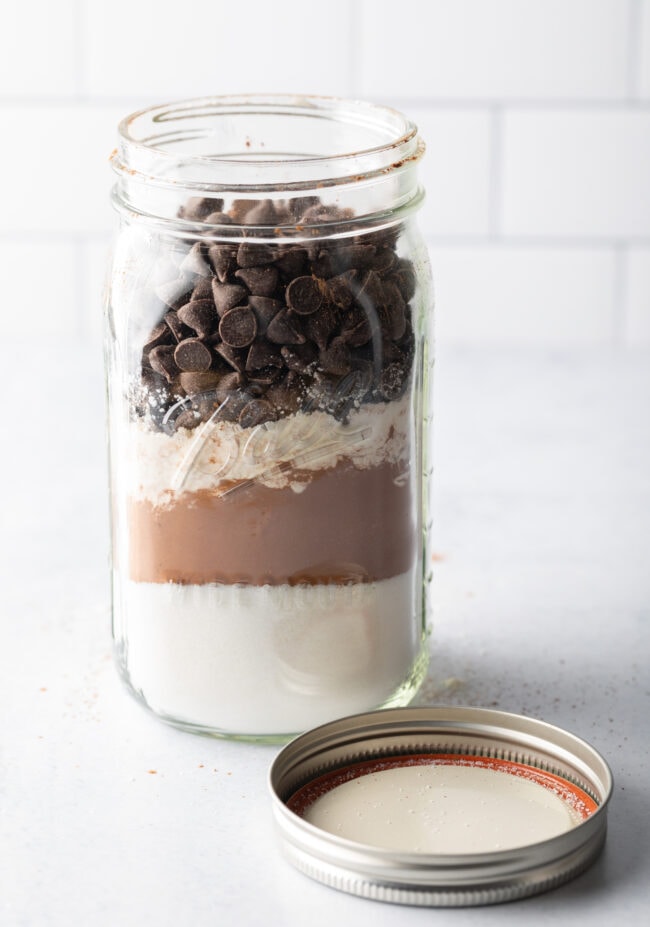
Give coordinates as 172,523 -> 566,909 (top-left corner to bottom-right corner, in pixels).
129,396 -> 411,503
116,569 -> 420,735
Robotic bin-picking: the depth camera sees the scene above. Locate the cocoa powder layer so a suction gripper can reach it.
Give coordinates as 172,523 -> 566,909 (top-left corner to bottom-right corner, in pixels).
129,461 -> 415,585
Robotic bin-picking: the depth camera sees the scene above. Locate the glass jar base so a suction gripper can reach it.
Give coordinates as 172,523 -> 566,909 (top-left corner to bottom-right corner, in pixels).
114,640 -> 430,744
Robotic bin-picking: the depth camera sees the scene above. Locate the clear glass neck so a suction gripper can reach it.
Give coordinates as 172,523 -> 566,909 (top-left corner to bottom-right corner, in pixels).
111,95 -> 425,232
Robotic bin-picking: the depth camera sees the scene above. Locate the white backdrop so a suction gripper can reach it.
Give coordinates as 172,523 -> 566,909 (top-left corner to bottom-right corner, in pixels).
1,0 -> 649,347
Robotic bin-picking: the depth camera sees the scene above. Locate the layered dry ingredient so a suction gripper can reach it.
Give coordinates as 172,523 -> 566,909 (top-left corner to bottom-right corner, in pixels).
119,196 -> 422,734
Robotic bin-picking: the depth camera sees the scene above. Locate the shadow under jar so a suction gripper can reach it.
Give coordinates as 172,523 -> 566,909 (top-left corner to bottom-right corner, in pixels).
106,95 -> 433,741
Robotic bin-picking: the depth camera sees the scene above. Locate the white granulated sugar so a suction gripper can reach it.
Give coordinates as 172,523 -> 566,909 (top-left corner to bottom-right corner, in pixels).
118,569 -> 419,735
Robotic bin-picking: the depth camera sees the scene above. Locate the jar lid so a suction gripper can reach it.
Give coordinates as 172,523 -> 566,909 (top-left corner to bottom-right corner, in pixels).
268,707 -> 612,907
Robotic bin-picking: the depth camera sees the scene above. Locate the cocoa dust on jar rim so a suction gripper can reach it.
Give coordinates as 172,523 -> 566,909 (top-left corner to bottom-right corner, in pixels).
269,707 -> 613,907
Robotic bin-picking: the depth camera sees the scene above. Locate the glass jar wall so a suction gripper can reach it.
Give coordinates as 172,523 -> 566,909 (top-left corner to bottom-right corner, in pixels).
106,96 -> 433,740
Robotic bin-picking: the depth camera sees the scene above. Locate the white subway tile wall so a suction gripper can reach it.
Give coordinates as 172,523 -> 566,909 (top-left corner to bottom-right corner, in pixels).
624,248 -> 650,345
83,1 -> 354,98
1,3 -> 78,97
431,246 -> 617,346
358,0 -> 629,100
640,1 -> 650,98
1,0 -> 648,346
502,110 -> 650,238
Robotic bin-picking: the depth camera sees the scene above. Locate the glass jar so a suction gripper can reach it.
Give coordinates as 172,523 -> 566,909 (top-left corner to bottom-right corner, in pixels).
106,95 -> 433,740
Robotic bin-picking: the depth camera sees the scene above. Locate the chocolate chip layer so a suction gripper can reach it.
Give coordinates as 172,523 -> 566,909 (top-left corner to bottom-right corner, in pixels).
135,197 -> 417,431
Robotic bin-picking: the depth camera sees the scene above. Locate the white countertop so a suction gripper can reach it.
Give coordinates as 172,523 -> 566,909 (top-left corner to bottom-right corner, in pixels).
1,345 -> 649,925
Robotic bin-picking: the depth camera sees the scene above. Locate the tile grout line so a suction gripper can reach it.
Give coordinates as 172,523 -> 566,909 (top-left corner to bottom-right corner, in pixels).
612,242 -> 629,348
487,106 -> 503,238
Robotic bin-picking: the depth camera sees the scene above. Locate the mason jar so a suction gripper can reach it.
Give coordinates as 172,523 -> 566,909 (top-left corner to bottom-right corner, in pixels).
106,95 -> 433,740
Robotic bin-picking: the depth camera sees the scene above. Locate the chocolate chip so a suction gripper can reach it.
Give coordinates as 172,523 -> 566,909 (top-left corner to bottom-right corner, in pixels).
246,339 -> 283,371
248,295 -> 282,334
242,199 -> 278,226
164,310 -> 191,343
280,342 -> 318,374
214,371 -> 245,398
326,271 -> 356,310
319,338 -> 352,376
174,409 -> 202,430
249,369 -> 282,392
381,338 -> 406,366
211,390 -> 249,422
179,197 -> 224,221
303,239 -> 321,262
288,196 -> 320,220
191,278 -> 214,301
284,370 -> 307,391
229,199 -> 257,223
236,241 -> 276,268
345,243 -> 376,270
143,322 -> 172,353
155,278 -> 193,310
215,343 -> 246,373
395,320 -> 415,359
372,247 -> 396,275
238,399 -> 276,428
351,269 -> 384,309
180,242 -> 211,278
349,359 -> 375,396
309,250 -> 335,278
234,265 -> 279,297
275,248 -> 307,279
202,211 -> 233,225
266,309 -> 306,345
174,339 -> 213,372
177,300 -> 219,338
219,306 -> 258,348
392,258 -> 416,301
302,304 -> 338,350
327,244 -> 376,274
371,227 -> 400,252
178,370 -> 221,395
204,330 -> 222,347
265,384 -> 301,416
286,276 -> 323,315
149,345 -> 180,382
208,244 -> 236,283
301,204 -> 342,225
211,281 -> 247,316
340,317 -> 373,348
382,281 -> 407,340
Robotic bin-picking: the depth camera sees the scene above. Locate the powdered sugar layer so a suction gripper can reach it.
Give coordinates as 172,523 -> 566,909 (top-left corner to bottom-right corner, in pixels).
116,568 -> 422,735
129,397 -> 411,502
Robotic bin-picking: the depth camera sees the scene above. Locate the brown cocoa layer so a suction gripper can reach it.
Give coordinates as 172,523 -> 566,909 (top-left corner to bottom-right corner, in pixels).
129,461 -> 415,585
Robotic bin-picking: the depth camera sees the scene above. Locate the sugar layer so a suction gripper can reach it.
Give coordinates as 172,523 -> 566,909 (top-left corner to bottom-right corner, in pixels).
116,569 -> 420,735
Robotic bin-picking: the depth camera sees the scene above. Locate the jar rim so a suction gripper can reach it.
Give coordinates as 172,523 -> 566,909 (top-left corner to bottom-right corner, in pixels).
112,94 -> 424,194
